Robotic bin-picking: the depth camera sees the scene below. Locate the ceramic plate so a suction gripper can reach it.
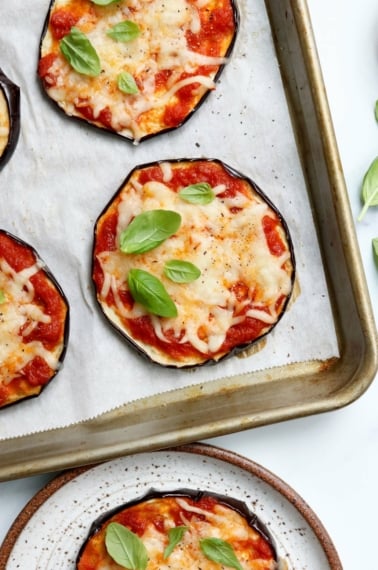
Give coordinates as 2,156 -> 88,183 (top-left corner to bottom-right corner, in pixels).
0,443 -> 342,569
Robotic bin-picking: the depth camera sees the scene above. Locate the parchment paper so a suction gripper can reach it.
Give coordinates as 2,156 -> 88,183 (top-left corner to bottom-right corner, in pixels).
0,0 -> 339,440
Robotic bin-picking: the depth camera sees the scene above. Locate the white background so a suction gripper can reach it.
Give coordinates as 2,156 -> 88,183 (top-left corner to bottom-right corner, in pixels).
1,1 -> 378,568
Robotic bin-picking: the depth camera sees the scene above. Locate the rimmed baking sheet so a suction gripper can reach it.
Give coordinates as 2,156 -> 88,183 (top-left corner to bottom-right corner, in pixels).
0,0 -> 376,480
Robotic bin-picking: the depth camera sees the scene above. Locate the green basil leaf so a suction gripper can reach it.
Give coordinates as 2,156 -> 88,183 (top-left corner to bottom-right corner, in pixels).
179,182 -> 215,205
117,72 -> 139,95
90,0 -> 119,5
108,20 -> 140,42
0,291 -> 6,304
373,237 -> 378,267
357,156 -> 378,221
128,269 -> 178,317
375,100 -> 378,123
120,210 -> 181,254
60,27 -> 101,77
163,526 -> 188,559
105,522 -> 148,570
200,538 -> 243,570
164,260 -> 201,283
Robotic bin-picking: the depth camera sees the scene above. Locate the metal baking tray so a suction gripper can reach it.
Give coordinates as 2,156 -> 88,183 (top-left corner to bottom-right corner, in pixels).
0,0 -> 377,481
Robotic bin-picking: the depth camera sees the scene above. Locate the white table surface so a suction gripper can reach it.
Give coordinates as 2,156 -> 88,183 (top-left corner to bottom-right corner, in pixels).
1,1 -> 377,569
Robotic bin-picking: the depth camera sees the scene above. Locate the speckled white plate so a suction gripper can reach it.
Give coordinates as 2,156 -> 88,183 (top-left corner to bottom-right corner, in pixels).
0,443 -> 342,569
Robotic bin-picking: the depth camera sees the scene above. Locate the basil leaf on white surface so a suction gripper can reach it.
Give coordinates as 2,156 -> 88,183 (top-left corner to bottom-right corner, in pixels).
108,21 -> 140,42
199,537 -> 244,570
128,268 -> 178,317
105,522 -> 148,570
373,237 -> 378,266
60,27 -> 101,76
375,100 -> 378,123
117,72 -> 139,94
164,260 -> 201,283
120,210 -> 181,254
179,182 -> 215,205
357,156 -> 378,221
163,526 -> 188,558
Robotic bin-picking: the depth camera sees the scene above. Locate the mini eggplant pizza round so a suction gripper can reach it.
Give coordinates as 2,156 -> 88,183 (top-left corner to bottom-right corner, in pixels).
0,68 -> 20,170
0,230 -> 69,409
92,159 -> 295,368
76,489 -> 278,570
38,0 -> 238,143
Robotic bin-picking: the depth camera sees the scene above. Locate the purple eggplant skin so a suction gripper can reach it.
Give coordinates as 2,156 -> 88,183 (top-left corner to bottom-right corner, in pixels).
0,69 -> 20,170
38,0 -> 239,144
76,487 -> 277,568
92,158 -> 296,369
0,229 -> 70,410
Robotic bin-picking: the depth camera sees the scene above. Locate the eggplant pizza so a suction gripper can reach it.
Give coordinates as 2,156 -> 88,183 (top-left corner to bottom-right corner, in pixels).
0,68 -> 20,170
38,0 -> 238,143
92,159 -> 295,368
0,230 -> 69,408
76,489 -> 278,570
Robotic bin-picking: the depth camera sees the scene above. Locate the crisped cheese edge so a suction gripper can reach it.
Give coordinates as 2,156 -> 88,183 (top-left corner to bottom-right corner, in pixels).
0,89 -> 10,157
97,164 -> 293,364
40,0 -> 233,140
0,259 -> 61,386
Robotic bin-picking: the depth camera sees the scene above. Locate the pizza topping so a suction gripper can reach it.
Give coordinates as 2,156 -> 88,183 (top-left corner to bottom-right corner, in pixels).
179,182 -> 215,204
93,159 -> 295,367
119,210 -> 181,254
60,27 -> 101,77
76,491 -> 277,570
39,0 -> 238,141
107,20 -> 141,43
0,231 -> 69,408
164,260 -> 201,283
127,268 -> 178,318
105,522 -> 149,570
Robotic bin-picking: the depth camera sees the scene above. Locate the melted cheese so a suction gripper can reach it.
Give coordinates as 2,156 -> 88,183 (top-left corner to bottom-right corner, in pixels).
0,89 -> 10,157
97,163 -> 293,359
0,259 -> 57,385
40,0 -> 234,141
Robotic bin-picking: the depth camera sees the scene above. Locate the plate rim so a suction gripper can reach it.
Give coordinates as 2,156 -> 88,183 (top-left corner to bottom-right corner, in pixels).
0,442 -> 343,569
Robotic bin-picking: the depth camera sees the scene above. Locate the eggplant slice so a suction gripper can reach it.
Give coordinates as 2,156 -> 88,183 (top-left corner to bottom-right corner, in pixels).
0,230 -> 69,409
38,0 -> 239,144
0,69 -> 20,169
76,488 -> 277,570
92,158 -> 295,368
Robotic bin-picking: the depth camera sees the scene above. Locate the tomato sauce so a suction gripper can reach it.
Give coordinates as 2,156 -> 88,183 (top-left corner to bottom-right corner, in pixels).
50,8 -> 80,40
186,0 -> 236,56
262,215 -> 287,256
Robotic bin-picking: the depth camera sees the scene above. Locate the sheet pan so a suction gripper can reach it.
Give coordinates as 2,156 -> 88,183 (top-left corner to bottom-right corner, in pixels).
0,0 -> 376,481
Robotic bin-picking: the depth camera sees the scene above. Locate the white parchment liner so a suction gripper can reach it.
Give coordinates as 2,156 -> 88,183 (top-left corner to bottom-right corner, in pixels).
0,0 -> 339,440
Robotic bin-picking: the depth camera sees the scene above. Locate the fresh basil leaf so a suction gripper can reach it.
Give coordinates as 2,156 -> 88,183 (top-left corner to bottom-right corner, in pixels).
90,0 -> 119,5
373,237 -> 378,267
200,538 -> 243,570
120,210 -> 181,254
358,156 -> 378,221
105,522 -> 148,570
179,182 -> 215,205
0,291 -> 6,304
117,72 -> 139,95
163,526 -> 188,559
60,27 -> 101,77
164,260 -> 201,283
108,20 -> 140,42
128,269 -> 178,317
375,100 -> 378,123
